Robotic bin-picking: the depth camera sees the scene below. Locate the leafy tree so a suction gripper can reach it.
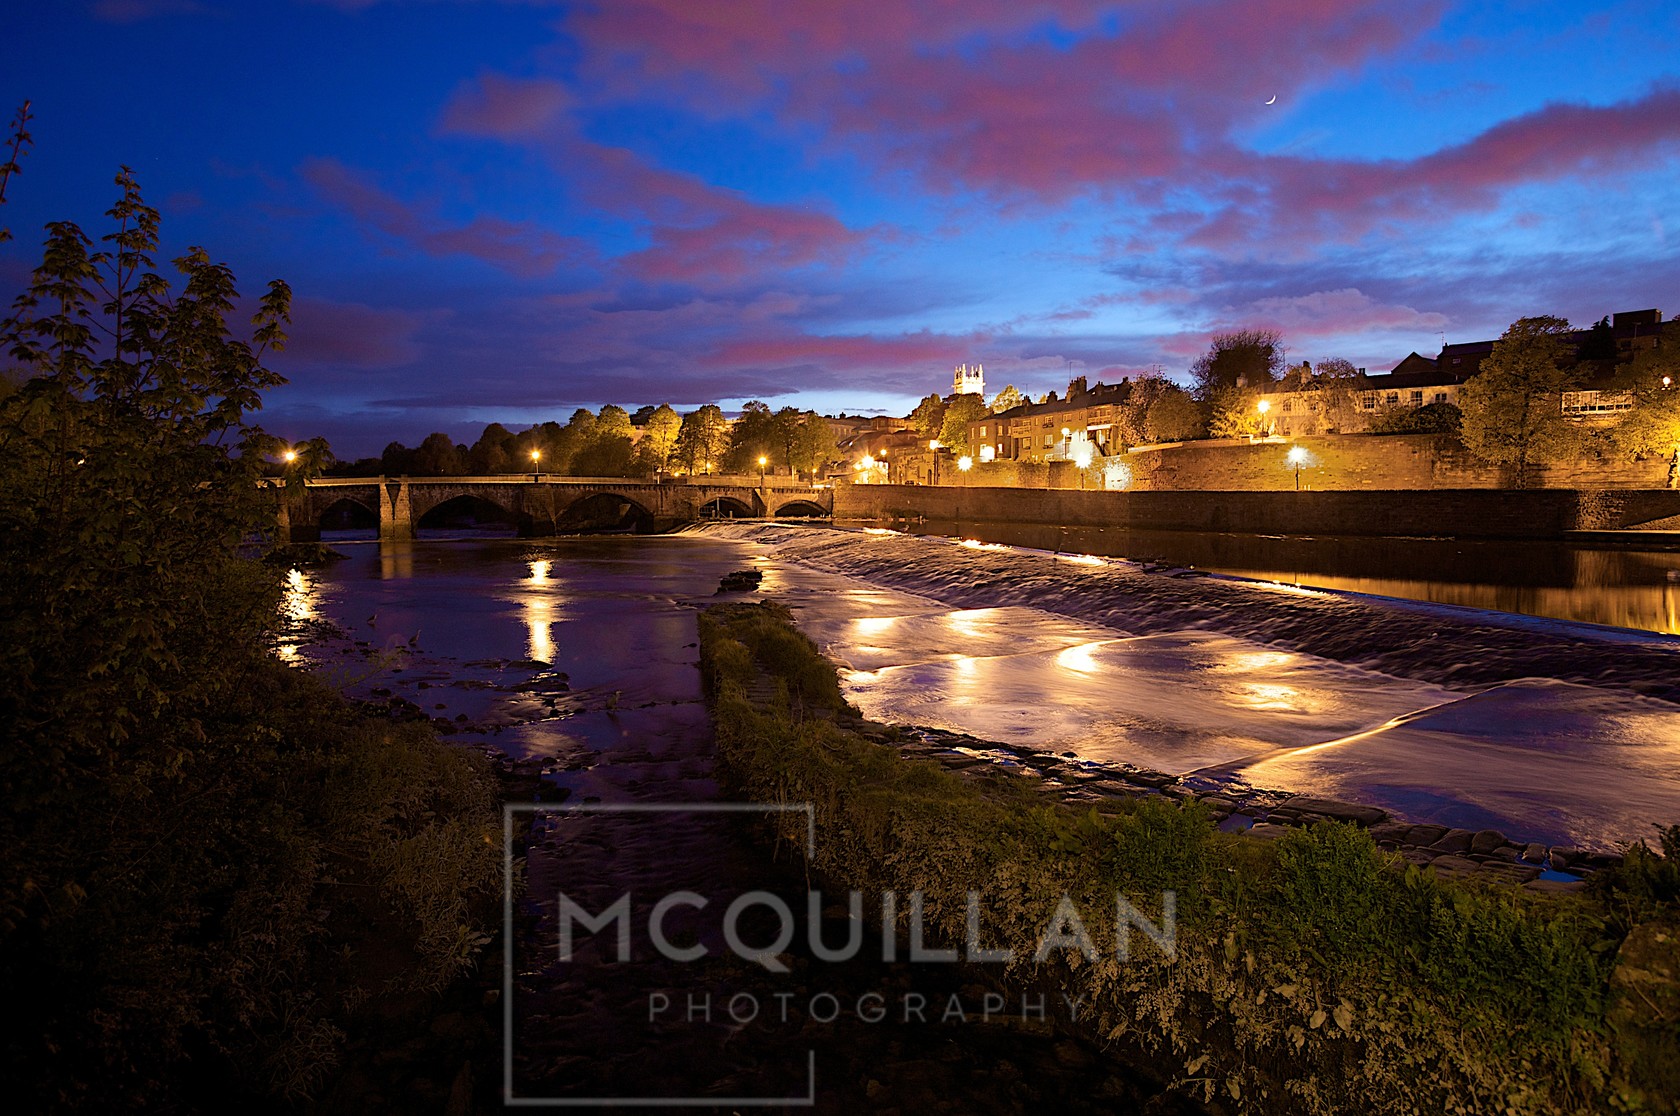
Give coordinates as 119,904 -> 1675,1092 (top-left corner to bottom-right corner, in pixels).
571,431 -> 635,476
468,422 -> 515,473
1145,387 -> 1204,443
380,439 -> 417,474
1368,401 -> 1463,435
990,384 -> 1025,413
283,435 -> 335,483
910,392 -> 946,441
1118,375 -> 1169,445
1613,347 -> 1680,485
1458,316 -> 1580,485
639,403 -> 682,472
0,101 -> 30,246
412,430 -> 466,475
0,168 -> 500,1105
937,393 -> 990,454
596,403 -> 633,441
790,413 -> 837,477
723,400 -> 775,472
1190,328 -> 1284,400
1207,388 -> 1267,438
674,403 -> 730,474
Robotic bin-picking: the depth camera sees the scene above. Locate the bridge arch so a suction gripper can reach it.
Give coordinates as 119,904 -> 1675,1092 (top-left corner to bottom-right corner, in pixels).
315,494 -> 378,534
773,499 -> 829,518
549,491 -> 656,534
415,492 -> 523,536
697,496 -> 756,519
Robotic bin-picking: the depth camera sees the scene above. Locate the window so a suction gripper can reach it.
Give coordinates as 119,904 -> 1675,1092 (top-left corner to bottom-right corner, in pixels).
1385,392 -> 1399,405
1360,392 -> 1377,410
1282,400 -> 1293,413
1410,390 -> 1423,404
979,425 -> 987,437
1433,392 -> 1447,404
1043,434 -> 1053,447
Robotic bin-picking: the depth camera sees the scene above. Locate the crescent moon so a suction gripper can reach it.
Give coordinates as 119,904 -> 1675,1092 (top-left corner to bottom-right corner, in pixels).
1265,94 -> 1277,105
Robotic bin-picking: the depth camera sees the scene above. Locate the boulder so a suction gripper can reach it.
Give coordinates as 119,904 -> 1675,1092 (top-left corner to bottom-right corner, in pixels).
1281,796 -> 1388,826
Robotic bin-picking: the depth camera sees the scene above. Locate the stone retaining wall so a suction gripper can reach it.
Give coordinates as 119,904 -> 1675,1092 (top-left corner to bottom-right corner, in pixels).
834,482 -> 1680,540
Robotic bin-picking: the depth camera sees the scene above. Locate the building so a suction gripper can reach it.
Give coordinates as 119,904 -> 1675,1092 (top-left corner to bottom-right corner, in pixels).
952,363 -> 985,397
1259,308 -> 1674,435
967,381 -> 1132,463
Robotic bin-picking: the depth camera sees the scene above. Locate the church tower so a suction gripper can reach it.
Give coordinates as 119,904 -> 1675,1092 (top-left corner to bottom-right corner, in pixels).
952,362 -> 985,397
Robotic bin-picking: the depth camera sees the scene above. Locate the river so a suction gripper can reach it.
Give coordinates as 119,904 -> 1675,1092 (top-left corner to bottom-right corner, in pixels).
281,526 -> 1680,1105
282,534 -> 1188,1111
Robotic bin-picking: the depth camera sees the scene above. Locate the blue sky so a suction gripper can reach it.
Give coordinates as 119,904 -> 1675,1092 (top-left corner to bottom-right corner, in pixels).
4,0 -> 1678,456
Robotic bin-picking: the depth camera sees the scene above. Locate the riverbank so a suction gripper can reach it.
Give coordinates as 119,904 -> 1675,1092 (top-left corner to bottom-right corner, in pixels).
700,600 -> 1680,1115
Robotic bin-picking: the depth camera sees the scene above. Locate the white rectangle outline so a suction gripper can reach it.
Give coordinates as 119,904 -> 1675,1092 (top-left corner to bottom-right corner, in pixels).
503,802 -> 818,1107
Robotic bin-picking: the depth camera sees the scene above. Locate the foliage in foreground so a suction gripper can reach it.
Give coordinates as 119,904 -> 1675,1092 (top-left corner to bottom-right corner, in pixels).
0,170 -> 500,1108
699,602 -> 1679,1115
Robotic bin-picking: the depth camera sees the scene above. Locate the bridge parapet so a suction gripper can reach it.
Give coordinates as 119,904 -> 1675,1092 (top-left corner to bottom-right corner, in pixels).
279,475 -> 832,541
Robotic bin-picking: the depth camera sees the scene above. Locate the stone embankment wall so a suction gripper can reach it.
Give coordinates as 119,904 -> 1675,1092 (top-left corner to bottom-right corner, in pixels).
940,433 -> 1671,493
834,483 -> 1680,540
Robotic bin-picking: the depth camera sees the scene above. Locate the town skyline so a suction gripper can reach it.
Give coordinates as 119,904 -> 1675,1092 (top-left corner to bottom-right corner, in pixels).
5,1 -> 1679,456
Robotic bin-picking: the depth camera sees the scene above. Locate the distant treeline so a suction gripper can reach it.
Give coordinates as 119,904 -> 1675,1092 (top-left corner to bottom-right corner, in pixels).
327,402 -> 838,479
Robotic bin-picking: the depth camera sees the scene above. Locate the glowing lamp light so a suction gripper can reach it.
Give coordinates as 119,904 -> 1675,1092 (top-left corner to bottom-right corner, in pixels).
1664,376 -> 1673,388
1286,446 -> 1307,465
282,449 -> 297,463
531,449 -> 541,462
957,455 -> 973,471
929,439 -> 941,451
1074,445 -> 1094,469
758,455 -> 767,466
1257,399 -> 1271,414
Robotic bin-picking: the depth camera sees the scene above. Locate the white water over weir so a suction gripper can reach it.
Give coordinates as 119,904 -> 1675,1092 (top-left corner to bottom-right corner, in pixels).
687,522 -> 1680,852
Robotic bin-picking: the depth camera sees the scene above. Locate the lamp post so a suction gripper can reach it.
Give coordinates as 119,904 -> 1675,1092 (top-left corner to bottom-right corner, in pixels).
531,448 -> 542,482
1287,445 -> 1306,491
757,454 -> 767,486
1257,398 -> 1272,438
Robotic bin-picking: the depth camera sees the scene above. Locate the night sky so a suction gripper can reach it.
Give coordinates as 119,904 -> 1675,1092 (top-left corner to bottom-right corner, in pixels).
5,1 -> 1679,457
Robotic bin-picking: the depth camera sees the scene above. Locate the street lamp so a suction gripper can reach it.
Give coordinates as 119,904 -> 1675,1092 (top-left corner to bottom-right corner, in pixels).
957,455 -> 973,472
1061,427 -> 1071,459
1286,445 -> 1307,491
1257,398 -> 1273,438
530,448 -> 541,481
757,454 -> 768,486
1074,444 -> 1093,489
282,449 -> 297,465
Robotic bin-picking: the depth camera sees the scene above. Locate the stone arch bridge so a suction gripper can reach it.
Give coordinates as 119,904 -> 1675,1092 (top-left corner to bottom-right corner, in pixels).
277,475 -> 833,541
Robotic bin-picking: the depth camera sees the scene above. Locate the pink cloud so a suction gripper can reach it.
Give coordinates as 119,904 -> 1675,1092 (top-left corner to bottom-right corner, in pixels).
557,0 -> 1680,257
1238,288 -> 1448,337
439,75 -> 872,283
438,74 -> 572,140
299,157 -> 594,277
